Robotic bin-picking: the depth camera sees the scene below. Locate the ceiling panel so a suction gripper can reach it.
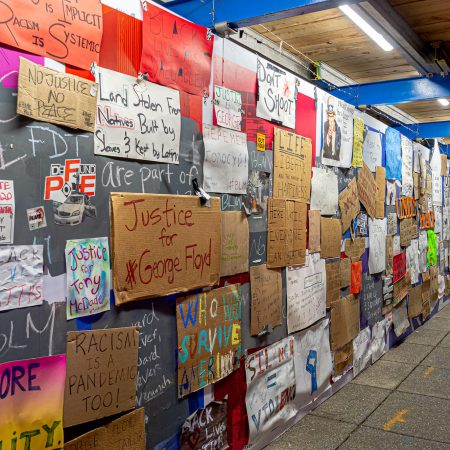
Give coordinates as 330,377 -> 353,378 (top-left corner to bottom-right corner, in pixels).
396,100 -> 450,123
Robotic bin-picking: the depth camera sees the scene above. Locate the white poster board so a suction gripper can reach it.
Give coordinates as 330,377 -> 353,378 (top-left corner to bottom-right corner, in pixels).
353,327 -> 371,377
369,218 -> 387,274
0,180 -> 14,244
401,136 -> 413,196
363,130 -> 382,172
214,86 -> 242,131
310,167 -> 338,216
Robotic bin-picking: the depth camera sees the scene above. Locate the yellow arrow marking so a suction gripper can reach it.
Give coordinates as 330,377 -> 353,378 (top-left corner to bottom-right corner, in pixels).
422,366 -> 435,379
383,409 -> 409,431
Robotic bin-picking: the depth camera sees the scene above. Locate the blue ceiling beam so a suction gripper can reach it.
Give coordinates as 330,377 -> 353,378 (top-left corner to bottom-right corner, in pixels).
330,76 -> 450,107
164,0 -> 365,28
395,121 -> 450,140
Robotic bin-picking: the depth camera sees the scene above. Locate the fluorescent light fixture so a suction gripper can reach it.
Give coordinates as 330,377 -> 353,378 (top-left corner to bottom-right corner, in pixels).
339,5 -> 394,52
438,98 -> 450,106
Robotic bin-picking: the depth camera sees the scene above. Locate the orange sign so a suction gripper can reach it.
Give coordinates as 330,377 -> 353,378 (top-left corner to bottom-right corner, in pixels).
0,0 -> 103,70
396,197 -> 416,219
420,211 -> 435,230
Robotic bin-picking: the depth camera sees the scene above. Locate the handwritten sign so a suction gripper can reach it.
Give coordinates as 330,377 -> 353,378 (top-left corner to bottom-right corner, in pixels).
352,116 -> 364,167
309,210 -> 321,253
386,128 -> 402,180
400,217 -> 418,247
358,162 -> 377,218
369,218 -> 387,274
321,218 -> 342,259
326,260 -> 341,308
375,166 -> 386,218
267,198 -> 307,268
0,0 -> 102,69
353,328 -> 371,376
341,258 -> 351,288
180,401 -> 228,450
339,177 -> 360,232
245,337 -> 296,448
64,327 -> 139,427
65,237 -> 110,320
393,251 -> 406,283
273,128 -> 312,202
177,285 -> 241,398
286,254 -> 326,333
110,193 -> 222,303
0,180 -> 14,244
256,58 -> 297,129
250,264 -> 282,336
311,167 -> 338,215
0,245 -> 43,312
0,355 -> 66,450
363,130 -> 382,172
141,4 -> 213,96
401,136 -> 414,196
17,58 -> 97,132
344,238 -> 366,260
95,67 -> 181,164
393,271 -> 411,306
330,294 -> 360,350
214,86 -> 242,131
361,273 -> 383,326
203,125 -> 248,194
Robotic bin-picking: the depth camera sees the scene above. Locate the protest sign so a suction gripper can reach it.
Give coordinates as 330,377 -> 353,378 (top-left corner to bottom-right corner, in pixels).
358,163 -> 377,218
311,167 -> 339,215
95,67 -> 181,164
0,180 -> 14,244
273,128 -> 312,202
309,210 -> 321,253
361,273 -> 383,326
65,237 -> 111,320
371,320 -> 386,363
386,128 -> 402,180
214,86 -> 242,131
0,0 -> 102,69
352,116 -> 364,167
387,212 -> 397,235
0,245 -> 43,312
203,125 -> 248,194
369,218 -> 387,274
393,271 -> 411,305
334,342 -> 353,376
326,260 -> 341,308
353,328 -> 371,377
256,59 -> 297,129
392,300 -> 410,337
341,258 -> 351,288
17,58 -> 97,132
287,254 -> 326,333
110,193 -> 222,303
330,294 -> 360,350
408,285 -> 423,319
375,166 -> 386,218
64,327 -> 139,427
350,261 -> 362,294
267,198 -> 307,268
0,355 -> 66,450
339,177 -> 360,232
344,237 -> 366,260
220,212 -> 249,277
26,206 -> 47,231
401,136 -> 414,196
393,251 -> 407,283
406,239 -> 419,284
177,285 -> 241,397
250,265 -> 282,336
363,129 -> 382,172
321,218 -> 342,259
141,4 -> 213,96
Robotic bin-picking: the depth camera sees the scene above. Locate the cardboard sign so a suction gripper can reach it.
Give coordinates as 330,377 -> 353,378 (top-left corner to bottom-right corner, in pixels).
311,167 -> 339,215
110,193 -> 222,303
177,285 -> 241,398
408,285 -> 423,318
0,0 -> 102,70
386,235 -> 393,276
286,254 -> 326,333
350,261 -> 362,294
65,408 -> 146,450
400,217 -> 418,247
203,125 -> 248,194
422,300 -> 431,320
393,271 -> 411,305
393,251 -> 407,283
341,258 -> 351,288
273,128 -> 312,202
326,260 -> 341,308
0,245 -> 43,312
267,198 -> 307,268
339,177 -> 360,232
375,166 -> 386,218
387,212 -> 397,236
334,342 -> 353,376
357,162 -> 377,218
430,265 -> 439,302
353,327 -> 371,377
441,154 -> 448,177
214,86 -> 242,131
0,180 -> 14,244
250,265 -> 282,336
320,218 -> 342,259
397,196 -> 417,219
414,172 -> 420,200
95,67 -> 181,164
256,59 -> 297,129
361,273 -> 383,326
64,327 -> 139,427
17,58 -> 97,132
352,116 -> 364,167
180,401 -> 228,450
392,300 -> 410,337
257,133 -> 266,152
220,212 -> 249,277
65,237 -> 111,320
0,355 -> 66,450
141,4 -> 213,96
330,295 -> 360,350
344,237 -> 366,260
308,210 -> 321,253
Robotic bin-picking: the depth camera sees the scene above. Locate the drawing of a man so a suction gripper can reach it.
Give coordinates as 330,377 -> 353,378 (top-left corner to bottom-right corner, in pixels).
322,96 -> 341,161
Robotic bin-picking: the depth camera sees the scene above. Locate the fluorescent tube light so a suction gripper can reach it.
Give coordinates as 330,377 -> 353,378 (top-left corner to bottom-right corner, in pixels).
339,5 -> 394,52
438,98 -> 450,106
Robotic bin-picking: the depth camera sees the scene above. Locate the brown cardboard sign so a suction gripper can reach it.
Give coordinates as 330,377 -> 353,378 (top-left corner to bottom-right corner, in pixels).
110,193 -> 222,304
344,238 -> 365,260
413,172 -> 420,200
326,260 -> 341,308
441,154 -> 448,177
17,58 -> 97,132
267,198 -> 307,268
393,271 -> 411,306
273,128 -> 312,202
422,300 -> 431,320
177,285 -> 241,398
250,264 -> 282,335
180,400 -> 228,450
422,278 -> 430,304
339,178 -> 360,233
309,210 -> 321,253
64,327 -> 140,427
375,166 -> 386,219
65,408 -> 146,450
331,295 -> 360,350
220,211 -> 249,277
357,162 -> 377,218
386,235 -> 393,276
430,265 -> 439,302
340,258 -> 351,288
400,217 -> 418,247
333,342 -> 353,376
321,218 -> 342,259
408,285 -> 423,319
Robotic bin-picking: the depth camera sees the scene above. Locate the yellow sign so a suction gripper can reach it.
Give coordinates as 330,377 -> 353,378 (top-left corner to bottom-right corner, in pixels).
257,133 -> 266,152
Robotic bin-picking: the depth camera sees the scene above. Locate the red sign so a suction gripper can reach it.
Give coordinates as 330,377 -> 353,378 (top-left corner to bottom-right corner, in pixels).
141,4 -> 214,96
393,251 -> 406,283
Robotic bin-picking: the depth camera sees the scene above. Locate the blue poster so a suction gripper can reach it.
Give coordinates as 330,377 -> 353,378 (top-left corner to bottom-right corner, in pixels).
385,127 -> 402,180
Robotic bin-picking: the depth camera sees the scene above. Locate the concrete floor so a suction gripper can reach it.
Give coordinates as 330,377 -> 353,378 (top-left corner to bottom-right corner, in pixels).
267,305 -> 450,450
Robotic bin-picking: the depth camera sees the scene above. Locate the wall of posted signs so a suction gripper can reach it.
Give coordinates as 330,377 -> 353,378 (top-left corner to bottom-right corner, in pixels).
0,0 -> 449,449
